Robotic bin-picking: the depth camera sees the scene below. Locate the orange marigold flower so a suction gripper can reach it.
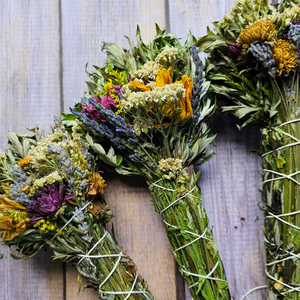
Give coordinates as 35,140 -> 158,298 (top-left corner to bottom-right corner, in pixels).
0,216 -> 27,241
156,68 -> 172,87
87,173 -> 107,200
18,157 -> 31,167
272,39 -> 297,76
129,81 -> 150,91
0,194 -> 26,210
0,195 -> 27,241
174,75 -> 193,124
237,19 -> 276,51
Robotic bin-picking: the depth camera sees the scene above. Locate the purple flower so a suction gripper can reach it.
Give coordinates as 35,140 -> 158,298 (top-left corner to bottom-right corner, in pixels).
112,85 -> 123,96
127,77 -> 134,82
101,95 -> 116,110
80,103 -> 102,122
26,184 -> 75,223
229,41 -> 242,59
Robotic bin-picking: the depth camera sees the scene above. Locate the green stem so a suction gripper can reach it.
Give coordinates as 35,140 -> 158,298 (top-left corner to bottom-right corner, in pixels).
147,173 -> 231,300
50,219 -> 154,300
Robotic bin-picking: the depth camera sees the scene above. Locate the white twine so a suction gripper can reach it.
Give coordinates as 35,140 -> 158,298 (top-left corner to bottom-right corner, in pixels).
266,211 -> 300,232
275,128 -> 300,143
262,169 -> 300,186
77,253 -> 127,259
265,270 -> 300,293
261,119 -> 300,158
99,253 -> 122,290
279,119 -> 300,127
163,220 -> 212,242
264,237 -> 300,265
181,261 -> 227,289
51,200 -> 93,240
240,285 -> 268,300
160,186 -> 197,214
151,179 -> 211,252
261,141 -> 300,158
261,121 -> 300,296
174,227 -> 210,252
51,201 -> 148,297
150,178 -> 225,289
77,231 -> 108,265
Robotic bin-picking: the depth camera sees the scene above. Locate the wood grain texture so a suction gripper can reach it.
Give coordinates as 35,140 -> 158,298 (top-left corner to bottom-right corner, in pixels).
105,173 -> 178,300
169,1 -> 267,299
199,113 -> 267,300
0,1 -> 62,150
0,2 -> 64,300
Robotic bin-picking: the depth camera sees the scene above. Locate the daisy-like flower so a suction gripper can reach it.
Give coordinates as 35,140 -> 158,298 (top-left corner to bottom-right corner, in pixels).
237,19 -> 276,51
272,39 -> 297,76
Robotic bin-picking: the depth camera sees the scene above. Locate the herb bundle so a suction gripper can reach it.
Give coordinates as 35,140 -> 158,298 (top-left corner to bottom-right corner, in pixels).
0,120 -> 153,299
68,26 -> 231,299
198,0 -> 300,298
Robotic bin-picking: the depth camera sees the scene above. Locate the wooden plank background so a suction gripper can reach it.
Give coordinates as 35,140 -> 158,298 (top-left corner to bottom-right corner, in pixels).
0,1 -> 270,299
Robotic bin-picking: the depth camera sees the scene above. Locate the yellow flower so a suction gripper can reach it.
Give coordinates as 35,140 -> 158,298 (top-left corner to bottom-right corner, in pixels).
237,19 -> 276,51
0,194 -> 26,211
156,68 -> 172,87
128,81 -> 150,91
0,195 -> 27,241
104,80 -> 114,94
18,157 -> 31,167
273,39 -> 297,76
174,75 -> 193,124
87,173 -> 107,200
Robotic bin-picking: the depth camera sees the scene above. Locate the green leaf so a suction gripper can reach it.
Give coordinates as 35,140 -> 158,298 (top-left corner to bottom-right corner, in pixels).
199,134 -> 216,154
269,99 -> 281,118
115,165 -> 139,176
217,280 -> 228,290
195,35 -> 217,52
61,113 -> 76,127
22,138 -> 30,158
86,133 -> 121,167
222,104 -> 258,119
197,98 -> 215,124
7,131 -> 24,157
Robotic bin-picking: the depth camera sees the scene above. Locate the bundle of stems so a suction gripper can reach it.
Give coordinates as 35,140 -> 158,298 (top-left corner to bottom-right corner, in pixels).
197,0 -> 300,298
0,121 -> 153,299
69,25 -> 231,299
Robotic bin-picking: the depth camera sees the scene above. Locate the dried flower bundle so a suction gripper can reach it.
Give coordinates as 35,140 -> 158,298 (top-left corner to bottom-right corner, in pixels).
67,25 -> 231,299
0,121 -> 153,300
198,0 -> 300,298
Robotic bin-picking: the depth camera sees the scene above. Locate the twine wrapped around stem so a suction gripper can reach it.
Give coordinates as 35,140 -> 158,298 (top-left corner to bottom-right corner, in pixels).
261,119 -> 300,299
50,201 -> 155,300
147,169 -> 230,300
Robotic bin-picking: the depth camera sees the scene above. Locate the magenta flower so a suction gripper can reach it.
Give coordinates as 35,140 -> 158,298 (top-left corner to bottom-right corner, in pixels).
26,184 -> 75,223
229,41 -> 242,59
80,103 -> 102,122
101,95 -> 116,109
112,85 -> 123,96
81,94 -> 116,123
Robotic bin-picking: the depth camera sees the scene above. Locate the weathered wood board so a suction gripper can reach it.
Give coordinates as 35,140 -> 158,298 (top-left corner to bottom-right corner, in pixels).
0,2 -> 64,300
0,1 -> 268,299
